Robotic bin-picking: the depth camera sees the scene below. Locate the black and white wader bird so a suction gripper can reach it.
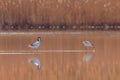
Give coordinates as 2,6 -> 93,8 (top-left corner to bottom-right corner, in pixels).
82,40 -> 94,62
28,37 -> 41,49
28,37 -> 41,70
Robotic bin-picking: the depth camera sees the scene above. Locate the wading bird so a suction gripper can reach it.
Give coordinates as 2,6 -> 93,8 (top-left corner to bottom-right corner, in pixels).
82,40 -> 94,62
28,37 -> 41,49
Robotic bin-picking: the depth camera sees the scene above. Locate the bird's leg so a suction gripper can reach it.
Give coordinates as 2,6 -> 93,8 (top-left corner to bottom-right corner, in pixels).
85,47 -> 88,54
35,48 -> 39,55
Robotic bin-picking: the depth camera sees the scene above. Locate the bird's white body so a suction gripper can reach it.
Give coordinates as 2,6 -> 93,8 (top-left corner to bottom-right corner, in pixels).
28,37 -> 41,49
82,41 -> 93,47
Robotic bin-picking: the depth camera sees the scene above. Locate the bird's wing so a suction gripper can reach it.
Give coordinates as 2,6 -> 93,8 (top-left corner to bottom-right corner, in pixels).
30,41 -> 40,46
83,41 -> 93,47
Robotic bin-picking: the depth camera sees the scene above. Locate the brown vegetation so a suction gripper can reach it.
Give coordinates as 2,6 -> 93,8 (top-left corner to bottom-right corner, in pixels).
0,0 -> 120,26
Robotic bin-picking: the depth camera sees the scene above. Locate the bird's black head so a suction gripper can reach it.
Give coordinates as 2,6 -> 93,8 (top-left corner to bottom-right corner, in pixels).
37,37 -> 41,41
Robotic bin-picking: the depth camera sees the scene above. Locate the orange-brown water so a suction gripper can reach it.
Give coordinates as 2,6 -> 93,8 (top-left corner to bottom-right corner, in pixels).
0,31 -> 119,80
